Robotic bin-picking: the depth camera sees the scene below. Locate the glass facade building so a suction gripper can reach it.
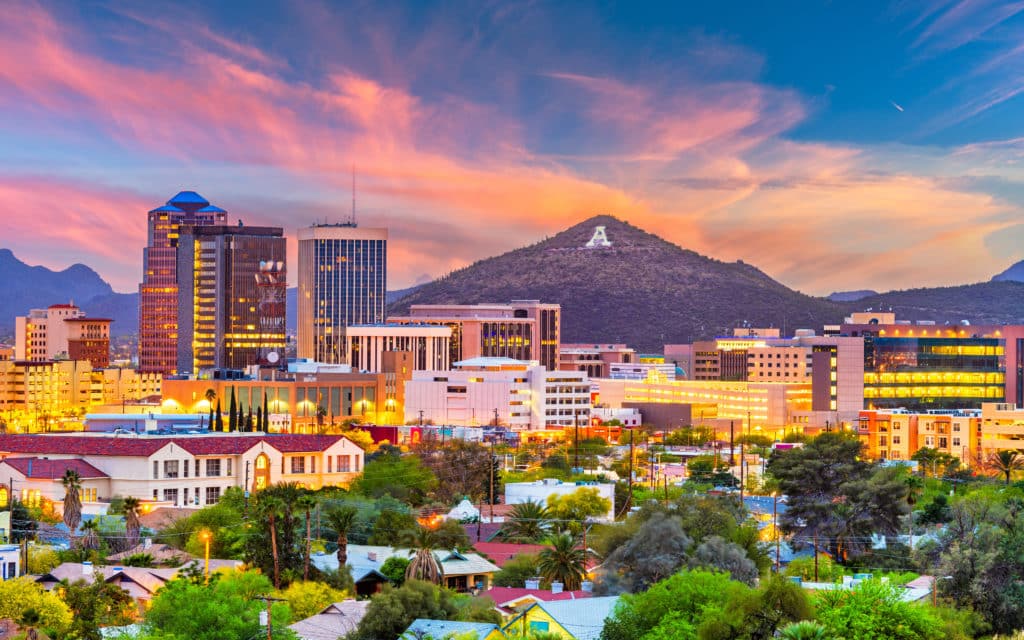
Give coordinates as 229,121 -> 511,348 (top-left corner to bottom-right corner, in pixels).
175,225 -> 287,374
139,192 -> 227,374
297,224 -> 388,364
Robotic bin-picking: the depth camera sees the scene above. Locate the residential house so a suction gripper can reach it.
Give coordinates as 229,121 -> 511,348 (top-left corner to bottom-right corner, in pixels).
310,544 -> 501,596
486,586 -> 594,616
502,596 -> 620,640
0,433 -> 364,510
401,619 -> 505,640
289,600 -> 370,640
0,544 -> 18,580
471,542 -> 545,568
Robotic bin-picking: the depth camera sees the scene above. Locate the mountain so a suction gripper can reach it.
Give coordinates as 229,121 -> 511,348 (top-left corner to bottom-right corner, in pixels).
0,249 -> 137,336
388,215 -> 849,349
827,290 -> 878,302
851,281 -> 1024,326
993,260 -> 1024,283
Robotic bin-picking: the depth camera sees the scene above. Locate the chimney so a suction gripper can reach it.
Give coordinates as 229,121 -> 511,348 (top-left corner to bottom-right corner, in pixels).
551,581 -> 563,594
580,580 -> 593,592
367,552 -> 377,562
82,561 -> 93,575
524,578 -> 540,590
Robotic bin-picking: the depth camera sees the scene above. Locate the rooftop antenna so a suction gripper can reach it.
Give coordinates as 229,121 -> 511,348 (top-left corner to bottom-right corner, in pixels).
351,164 -> 357,226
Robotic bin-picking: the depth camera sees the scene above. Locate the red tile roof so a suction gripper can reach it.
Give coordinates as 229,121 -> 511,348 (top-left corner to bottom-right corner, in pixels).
472,542 -> 546,567
485,587 -> 594,605
0,434 -> 359,457
1,457 -> 108,479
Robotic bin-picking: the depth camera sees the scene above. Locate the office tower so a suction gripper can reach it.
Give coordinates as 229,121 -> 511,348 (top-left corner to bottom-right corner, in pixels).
175,224 -> 286,375
297,224 -> 388,363
139,192 -> 227,374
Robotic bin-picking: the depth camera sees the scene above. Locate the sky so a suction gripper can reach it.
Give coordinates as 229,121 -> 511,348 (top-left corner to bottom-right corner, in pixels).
2,0 -> 1024,295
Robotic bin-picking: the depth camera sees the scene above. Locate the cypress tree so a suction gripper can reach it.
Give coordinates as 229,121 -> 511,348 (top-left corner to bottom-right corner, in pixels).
208,407 -> 214,431
215,400 -> 224,432
263,392 -> 270,431
246,409 -> 253,432
256,405 -> 263,432
228,388 -> 237,432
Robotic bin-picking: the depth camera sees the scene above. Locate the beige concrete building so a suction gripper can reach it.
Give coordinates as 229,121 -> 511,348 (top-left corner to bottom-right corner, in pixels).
344,324 -> 451,372
15,304 -> 111,367
980,402 -> 1024,457
857,410 -> 979,464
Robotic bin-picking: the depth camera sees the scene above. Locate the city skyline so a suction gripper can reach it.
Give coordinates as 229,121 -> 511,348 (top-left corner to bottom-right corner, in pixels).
3,1 -> 1024,295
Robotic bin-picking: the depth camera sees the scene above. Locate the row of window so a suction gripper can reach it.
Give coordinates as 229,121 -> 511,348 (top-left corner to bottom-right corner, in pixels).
287,454 -> 361,474
155,458 -> 233,480
156,486 -> 222,506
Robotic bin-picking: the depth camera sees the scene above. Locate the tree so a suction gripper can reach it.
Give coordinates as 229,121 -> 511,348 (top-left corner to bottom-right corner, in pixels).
433,518 -> 472,551
911,448 -> 959,478
228,387 -> 237,432
297,493 -> 316,580
122,496 -> 142,548
256,404 -> 263,432
0,578 -> 72,636
11,499 -> 37,542
493,553 -> 540,588
61,469 -> 83,541
368,509 -> 418,546
78,519 -> 100,551
204,388 -> 216,429
380,556 -> 410,586
600,569 -> 744,640
263,392 -> 270,429
688,535 -> 759,586
60,576 -> 136,640
404,527 -> 443,584
214,399 -> 224,432
546,487 -> 611,528
324,505 -> 358,568
275,580 -> 347,620
537,532 -> 587,591
769,432 -> 907,560
599,513 -> 692,593
500,501 -> 552,543
349,580 -> 458,640
417,440 -> 498,506
696,574 -> 813,640
988,449 -> 1023,485
778,621 -> 830,640
815,579 -> 943,640
262,496 -> 284,588
144,570 -> 295,640
354,450 -> 437,506
246,483 -> 304,587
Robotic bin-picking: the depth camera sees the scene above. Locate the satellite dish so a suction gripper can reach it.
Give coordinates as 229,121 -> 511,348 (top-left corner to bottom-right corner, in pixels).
266,352 -> 280,364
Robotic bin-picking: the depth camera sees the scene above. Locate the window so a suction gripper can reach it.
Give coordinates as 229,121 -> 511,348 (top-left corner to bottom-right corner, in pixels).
206,459 -> 221,477
530,622 -> 550,632
153,489 -> 158,500
310,456 -> 316,473
893,436 -> 901,445
291,457 -> 306,474
328,457 -> 333,473
183,459 -> 189,478
153,461 -> 159,479
953,437 -> 961,447
163,488 -> 179,505
226,459 -> 232,477
355,455 -> 361,472
195,460 -> 201,477
164,460 -> 179,479
338,455 -> 350,472
184,488 -> 189,505
206,487 -> 221,505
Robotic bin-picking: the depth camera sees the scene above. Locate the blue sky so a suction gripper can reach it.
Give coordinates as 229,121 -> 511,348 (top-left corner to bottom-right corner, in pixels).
1,0 -> 1023,294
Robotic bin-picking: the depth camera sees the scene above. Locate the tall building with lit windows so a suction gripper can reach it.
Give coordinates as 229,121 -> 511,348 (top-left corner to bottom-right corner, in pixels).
139,192 -> 227,374
175,224 -> 287,375
297,224 -> 388,364
835,314 -> 1024,410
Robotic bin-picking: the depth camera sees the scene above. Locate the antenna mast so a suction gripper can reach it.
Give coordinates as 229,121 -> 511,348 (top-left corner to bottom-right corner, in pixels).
351,165 -> 357,226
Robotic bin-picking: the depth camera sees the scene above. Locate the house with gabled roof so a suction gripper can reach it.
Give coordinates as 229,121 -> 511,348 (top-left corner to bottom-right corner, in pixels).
502,596 -> 620,640
0,433 -> 363,512
401,619 -> 505,640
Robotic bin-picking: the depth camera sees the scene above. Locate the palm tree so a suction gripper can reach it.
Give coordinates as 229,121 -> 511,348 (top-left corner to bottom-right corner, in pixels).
61,469 -> 83,541
324,505 -> 358,568
122,496 -> 142,548
261,496 -> 285,588
989,449 -> 1024,485
403,526 -> 443,585
500,500 -> 551,543
778,621 -> 829,640
537,532 -> 587,591
79,519 -> 100,551
298,494 -> 317,580
19,608 -> 42,640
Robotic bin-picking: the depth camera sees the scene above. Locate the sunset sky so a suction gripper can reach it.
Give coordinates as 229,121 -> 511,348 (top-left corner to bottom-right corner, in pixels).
2,0 -> 1024,295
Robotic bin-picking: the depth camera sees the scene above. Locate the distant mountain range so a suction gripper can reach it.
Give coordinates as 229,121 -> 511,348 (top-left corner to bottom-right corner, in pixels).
4,223 -> 1024,348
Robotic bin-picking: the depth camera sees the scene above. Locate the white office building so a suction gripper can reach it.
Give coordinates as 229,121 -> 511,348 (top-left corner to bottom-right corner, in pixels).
403,357 -> 590,430
345,324 -> 451,372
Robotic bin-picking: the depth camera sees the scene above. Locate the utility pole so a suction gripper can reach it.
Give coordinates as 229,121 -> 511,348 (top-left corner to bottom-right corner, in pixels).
773,492 -> 780,572
813,533 -> 819,582
573,410 -> 580,471
256,596 -> 285,640
738,439 -> 745,503
729,421 -> 735,466
489,453 -> 495,523
626,429 -> 634,512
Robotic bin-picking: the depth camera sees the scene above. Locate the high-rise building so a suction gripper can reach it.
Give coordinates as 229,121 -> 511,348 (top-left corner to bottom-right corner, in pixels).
297,224 -> 388,364
139,192 -> 227,374
175,224 -> 287,375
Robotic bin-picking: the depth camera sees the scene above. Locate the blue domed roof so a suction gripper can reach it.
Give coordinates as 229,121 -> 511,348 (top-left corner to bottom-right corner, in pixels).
169,191 -> 210,206
196,205 -> 227,214
149,204 -> 185,214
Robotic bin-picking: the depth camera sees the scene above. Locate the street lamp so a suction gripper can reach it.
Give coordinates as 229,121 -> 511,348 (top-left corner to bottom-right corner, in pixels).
198,529 -> 212,583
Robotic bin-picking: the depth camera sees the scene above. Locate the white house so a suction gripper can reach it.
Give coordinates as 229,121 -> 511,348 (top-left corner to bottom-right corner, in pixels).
0,544 -> 19,580
0,433 -> 364,511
